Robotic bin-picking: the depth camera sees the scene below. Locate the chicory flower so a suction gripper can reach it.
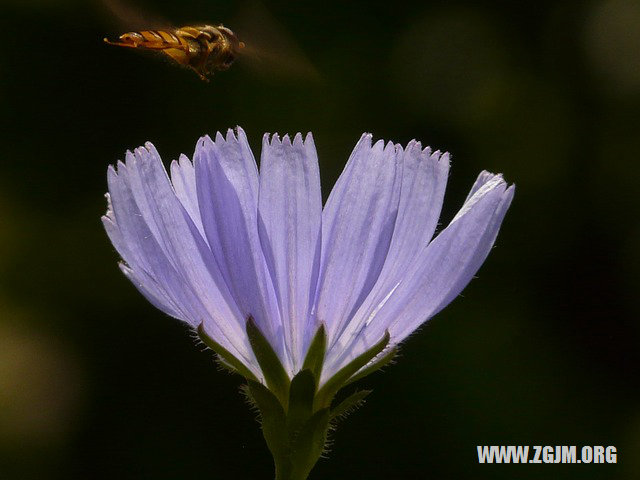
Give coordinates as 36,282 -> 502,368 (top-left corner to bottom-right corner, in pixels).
103,128 -> 513,480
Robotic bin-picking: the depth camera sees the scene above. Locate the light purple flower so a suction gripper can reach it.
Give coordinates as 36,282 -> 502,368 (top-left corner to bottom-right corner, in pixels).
103,128 -> 514,385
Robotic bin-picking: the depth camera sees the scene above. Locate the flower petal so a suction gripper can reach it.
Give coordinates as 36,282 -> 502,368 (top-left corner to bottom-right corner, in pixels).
314,135 -> 402,345
106,145 -> 259,375
383,173 -> 513,341
380,143 -> 450,275
170,154 -> 206,240
105,165 -> 194,321
324,172 -> 513,378
257,133 -> 323,372
118,263 -> 182,318
194,129 -> 287,369
102,195 -> 183,319
322,143 -> 449,373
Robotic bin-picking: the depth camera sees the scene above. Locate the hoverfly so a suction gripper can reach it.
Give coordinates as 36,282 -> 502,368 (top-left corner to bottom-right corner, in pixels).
103,25 -> 245,81
101,0 -> 319,82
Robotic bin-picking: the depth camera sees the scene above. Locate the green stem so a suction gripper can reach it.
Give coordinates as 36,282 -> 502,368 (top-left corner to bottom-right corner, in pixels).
274,463 -> 295,480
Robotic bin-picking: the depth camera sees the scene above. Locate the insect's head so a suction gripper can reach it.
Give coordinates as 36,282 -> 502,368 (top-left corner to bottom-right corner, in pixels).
203,25 -> 245,71
217,25 -> 246,55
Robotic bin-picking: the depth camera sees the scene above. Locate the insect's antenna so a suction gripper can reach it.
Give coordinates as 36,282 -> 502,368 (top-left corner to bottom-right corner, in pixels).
233,0 -> 321,82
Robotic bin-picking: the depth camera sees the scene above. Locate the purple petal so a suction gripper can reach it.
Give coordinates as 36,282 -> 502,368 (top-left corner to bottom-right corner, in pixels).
118,263 -> 182,318
324,172 -> 513,379
382,173 -> 513,341
382,144 -> 450,271
314,135 -> 402,347
194,129 -> 287,369
322,143 -> 449,372
170,154 -> 206,240
102,196 -> 183,319
465,170 -> 498,202
257,133 -> 322,371
105,165 -> 194,321
105,145 -> 260,375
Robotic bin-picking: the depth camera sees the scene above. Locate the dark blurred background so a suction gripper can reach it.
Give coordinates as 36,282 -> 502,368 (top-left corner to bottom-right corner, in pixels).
0,0 -> 638,478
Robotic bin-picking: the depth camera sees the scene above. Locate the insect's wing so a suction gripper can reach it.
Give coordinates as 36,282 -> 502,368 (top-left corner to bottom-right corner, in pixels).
233,0 -> 321,83
100,0 -> 194,73
99,0 -> 171,32
161,48 -> 190,66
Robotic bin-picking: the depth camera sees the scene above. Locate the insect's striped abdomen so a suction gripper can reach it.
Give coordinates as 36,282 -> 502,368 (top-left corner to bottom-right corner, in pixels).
105,30 -> 191,51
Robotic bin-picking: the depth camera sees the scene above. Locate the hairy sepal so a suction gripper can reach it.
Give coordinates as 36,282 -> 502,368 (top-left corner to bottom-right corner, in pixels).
289,408 -> 331,480
301,325 -> 327,381
287,369 -> 316,440
329,389 -> 372,422
246,317 -> 291,408
197,323 -> 258,381
247,380 -> 289,467
314,330 -> 390,409
343,345 -> 398,387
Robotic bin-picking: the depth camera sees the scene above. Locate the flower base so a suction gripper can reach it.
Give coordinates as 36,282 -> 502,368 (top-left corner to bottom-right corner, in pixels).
199,318 -> 394,480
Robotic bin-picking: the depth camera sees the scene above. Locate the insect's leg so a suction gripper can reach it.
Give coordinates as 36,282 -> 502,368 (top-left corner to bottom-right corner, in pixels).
188,66 -> 210,82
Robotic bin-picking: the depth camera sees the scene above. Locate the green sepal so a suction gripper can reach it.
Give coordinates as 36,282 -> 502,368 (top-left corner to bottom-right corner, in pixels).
330,389 -> 372,422
289,408 -> 331,480
247,380 -> 288,464
301,324 -> 327,381
197,323 -> 258,381
287,369 -> 316,440
215,354 -> 240,375
246,317 -> 291,408
343,345 -> 398,387
314,330 -> 390,409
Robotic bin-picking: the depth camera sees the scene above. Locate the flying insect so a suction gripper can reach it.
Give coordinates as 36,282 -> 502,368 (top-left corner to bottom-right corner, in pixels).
104,25 -> 245,81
